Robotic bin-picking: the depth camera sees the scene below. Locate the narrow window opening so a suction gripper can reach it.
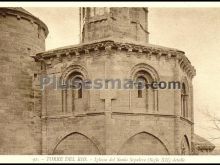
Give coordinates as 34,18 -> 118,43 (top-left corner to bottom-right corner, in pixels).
137,76 -> 147,98
138,82 -> 143,98
72,77 -> 83,99
78,83 -> 83,99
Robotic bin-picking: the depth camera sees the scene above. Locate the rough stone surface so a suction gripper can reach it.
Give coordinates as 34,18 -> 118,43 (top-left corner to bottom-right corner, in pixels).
37,42 -> 194,155
0,7 -> 47,154
0,7 -> 209,155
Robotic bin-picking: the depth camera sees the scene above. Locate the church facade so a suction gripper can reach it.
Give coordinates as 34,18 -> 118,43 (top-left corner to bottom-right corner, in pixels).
0,7 -> 214,155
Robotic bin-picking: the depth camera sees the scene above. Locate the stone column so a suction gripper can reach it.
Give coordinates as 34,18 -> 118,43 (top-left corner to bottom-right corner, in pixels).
173,57 -> 181,154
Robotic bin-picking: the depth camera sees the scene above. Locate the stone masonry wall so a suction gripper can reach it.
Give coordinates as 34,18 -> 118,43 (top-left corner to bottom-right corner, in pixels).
39,44 -> 194,154
0,9 -> 47,154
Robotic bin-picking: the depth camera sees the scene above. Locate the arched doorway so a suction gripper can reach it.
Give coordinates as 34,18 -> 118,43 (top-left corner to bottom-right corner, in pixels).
118,132 -> 169,155
53,133 -> 100,155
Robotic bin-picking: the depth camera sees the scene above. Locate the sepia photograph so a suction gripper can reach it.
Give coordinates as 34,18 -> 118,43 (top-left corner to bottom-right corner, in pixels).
0,1 -> 220,163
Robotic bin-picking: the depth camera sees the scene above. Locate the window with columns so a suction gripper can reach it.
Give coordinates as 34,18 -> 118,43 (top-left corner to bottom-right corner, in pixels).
62,71 -> 87,114
132,70 -> 157,112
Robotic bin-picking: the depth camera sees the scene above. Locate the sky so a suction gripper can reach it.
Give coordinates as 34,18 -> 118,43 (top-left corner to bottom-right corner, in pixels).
25,7 -> 220,147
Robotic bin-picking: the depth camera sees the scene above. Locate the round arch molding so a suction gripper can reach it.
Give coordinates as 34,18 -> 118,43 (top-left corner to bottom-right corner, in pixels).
52,132 -> 101,155
60,64 -> 89,82
118,132 -> 169,155
130,63 -> 160,82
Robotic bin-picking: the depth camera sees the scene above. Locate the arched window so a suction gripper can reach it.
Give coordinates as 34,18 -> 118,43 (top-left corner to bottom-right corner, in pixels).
130,63 -> 159,112
181,83 -> 188,118
62,71 -> 85,114
132,70 -> 155,112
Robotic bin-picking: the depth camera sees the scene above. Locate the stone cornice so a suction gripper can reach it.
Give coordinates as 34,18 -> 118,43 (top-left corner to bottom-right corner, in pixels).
41,112 -> 193,125
34,39 -> 196,79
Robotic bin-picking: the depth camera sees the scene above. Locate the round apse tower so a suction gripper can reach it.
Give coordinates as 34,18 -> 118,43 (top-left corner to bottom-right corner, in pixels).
0,8 -> 48,154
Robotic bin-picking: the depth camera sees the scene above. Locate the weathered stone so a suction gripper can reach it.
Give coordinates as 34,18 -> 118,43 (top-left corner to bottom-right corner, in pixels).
1,7 -> 210,155
0,7 -> 47,154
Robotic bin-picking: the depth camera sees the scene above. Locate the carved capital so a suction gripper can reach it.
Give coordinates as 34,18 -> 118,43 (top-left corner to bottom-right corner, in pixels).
156,52 -> 162,60
137,49 -> 143,58
127,47 -> 133,57
56,53 -> 62,62
74,50 -> 80,58
104,45 -> 112,56
84,49 -> 90,57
